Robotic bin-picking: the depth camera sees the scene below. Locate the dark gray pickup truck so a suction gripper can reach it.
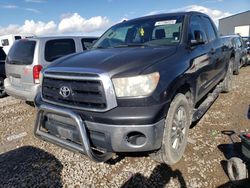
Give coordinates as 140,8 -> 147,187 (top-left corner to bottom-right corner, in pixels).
34,11 -> 234,164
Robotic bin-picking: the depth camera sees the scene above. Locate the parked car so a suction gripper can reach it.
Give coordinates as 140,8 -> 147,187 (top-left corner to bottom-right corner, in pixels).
0,47 -> 6,98
34,12 -> 234,164
243,38 -> 250,64
0,34 -> 34,54
4,36 -> 98,101
221,35 -> 247,75
247,42 -> 250,64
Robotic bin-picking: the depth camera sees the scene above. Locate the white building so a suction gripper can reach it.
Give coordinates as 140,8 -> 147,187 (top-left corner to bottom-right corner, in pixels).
219,10 -> 250,37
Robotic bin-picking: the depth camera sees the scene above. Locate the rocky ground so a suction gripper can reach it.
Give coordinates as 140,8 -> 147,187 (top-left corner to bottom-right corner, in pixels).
0,66 -> 249,188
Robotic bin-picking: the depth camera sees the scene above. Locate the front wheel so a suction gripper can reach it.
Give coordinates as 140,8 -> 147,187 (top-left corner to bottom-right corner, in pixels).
150,93 -> 191,165
234,60 -> 240,75
221,58 -> 234,93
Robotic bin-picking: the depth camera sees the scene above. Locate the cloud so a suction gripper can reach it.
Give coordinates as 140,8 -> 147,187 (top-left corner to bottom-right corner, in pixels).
170,5 -> 231,26
116,17 -> 129,24
2,4 -> 41,13
0,21 -> 56,36
0,13 -> 111,36
24,0 -> 46,3
0,24 -> 20,35
19,20 -> 57,35
146,10 -> 165,16
24,8 -> 40,13
58,13 -> 110,33
3,5 -> 17,9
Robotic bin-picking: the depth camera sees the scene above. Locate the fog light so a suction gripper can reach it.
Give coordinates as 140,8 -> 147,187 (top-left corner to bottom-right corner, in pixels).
126,132 -> 146,146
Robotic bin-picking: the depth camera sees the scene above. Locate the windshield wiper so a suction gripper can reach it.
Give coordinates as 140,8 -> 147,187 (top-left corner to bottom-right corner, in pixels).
93,46 -> 106,49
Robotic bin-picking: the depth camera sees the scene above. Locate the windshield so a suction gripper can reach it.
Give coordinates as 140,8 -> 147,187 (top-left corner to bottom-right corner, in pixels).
93,15 -> 184,49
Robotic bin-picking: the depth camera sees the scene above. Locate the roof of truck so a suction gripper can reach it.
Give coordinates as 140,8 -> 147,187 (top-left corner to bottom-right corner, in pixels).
123,11 -> 210,22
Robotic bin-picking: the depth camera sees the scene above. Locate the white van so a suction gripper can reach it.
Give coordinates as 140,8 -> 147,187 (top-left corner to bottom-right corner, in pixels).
0,34 -> 34,54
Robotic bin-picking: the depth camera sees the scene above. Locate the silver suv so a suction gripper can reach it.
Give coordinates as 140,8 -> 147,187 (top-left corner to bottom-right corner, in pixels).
4,36 -> 97,101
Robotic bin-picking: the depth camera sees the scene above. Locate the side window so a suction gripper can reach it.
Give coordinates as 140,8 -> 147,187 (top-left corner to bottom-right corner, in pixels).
15,36 -> 22,40
202,17 -> 217,42
189,15 -> 207,42
81,38 -> 97,50
45,39 -> 76,62
1,39 -> 9,46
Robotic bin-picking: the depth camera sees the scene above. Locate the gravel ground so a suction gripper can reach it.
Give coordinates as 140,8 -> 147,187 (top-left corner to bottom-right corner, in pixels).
0,66 -> 249,188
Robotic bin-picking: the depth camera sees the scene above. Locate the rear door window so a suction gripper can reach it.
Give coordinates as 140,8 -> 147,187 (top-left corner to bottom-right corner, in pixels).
201,17 -> 217,42
15,36 -> 22,40
6,40 -> 36,65
45,39 -> 76,62
189,15 -> 207,42
81,38 -> 97,50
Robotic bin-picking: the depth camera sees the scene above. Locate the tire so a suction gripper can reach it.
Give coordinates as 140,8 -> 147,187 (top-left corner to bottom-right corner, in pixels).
221,58 -> 234,93
150,93 -> 191,165
227,157 -> 247,181
0,77 -> 6,98
234,59 -> 240,75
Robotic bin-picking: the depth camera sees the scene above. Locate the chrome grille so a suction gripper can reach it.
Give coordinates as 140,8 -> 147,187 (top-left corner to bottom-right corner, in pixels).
41,69 -> 117,112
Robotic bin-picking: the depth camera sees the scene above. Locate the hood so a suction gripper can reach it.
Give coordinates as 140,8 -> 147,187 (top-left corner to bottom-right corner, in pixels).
47,46 -> 177,77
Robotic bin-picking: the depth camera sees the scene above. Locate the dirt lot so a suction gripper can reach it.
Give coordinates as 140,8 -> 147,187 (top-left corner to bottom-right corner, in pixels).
0,66 -> 249,188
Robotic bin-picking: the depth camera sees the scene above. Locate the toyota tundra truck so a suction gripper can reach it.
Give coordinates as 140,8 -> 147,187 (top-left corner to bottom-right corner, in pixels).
34,11 -> 234,164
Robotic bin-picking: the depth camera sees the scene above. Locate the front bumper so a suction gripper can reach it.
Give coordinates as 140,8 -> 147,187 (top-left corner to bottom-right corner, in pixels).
34,102 -> 165,162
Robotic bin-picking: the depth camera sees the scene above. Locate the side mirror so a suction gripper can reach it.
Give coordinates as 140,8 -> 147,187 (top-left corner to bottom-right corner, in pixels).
190,30 -> 206,46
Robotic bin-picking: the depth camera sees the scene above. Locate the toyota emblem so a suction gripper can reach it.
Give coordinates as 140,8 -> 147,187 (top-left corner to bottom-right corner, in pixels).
59,86 -> 71,98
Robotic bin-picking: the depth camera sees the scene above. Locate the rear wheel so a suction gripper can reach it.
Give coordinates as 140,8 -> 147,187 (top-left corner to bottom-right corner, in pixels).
0,77 -> 6,98
150,93 -> 191,165
234,59 -> 240,75
221,58 -> 233,93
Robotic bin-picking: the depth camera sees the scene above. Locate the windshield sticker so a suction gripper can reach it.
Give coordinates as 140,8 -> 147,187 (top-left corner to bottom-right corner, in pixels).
155,20 -> 176,26
140,28 -> 145,37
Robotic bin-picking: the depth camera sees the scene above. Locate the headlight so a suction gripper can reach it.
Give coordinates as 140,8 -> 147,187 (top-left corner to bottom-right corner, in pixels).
112,72 -> 160,97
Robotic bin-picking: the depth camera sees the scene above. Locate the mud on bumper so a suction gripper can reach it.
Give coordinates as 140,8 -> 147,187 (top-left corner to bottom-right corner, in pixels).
34,104 -> 165,162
